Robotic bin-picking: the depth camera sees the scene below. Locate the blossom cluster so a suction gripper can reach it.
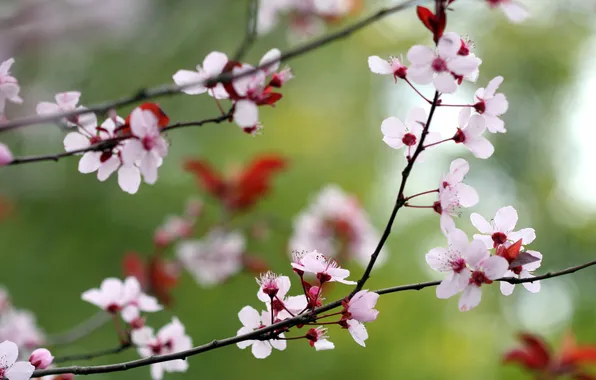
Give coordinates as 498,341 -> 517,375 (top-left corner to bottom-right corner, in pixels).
0,288 -> 45,356
236,250 -> 379,358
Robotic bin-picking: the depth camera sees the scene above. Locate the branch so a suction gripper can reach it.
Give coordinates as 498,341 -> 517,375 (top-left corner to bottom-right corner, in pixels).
46,311 -> 111,346
0,0 -> 422,133
33,259 -> 596,377
7,111 -> 232,166
52,343 -> 132,364
232,0 -> 259,61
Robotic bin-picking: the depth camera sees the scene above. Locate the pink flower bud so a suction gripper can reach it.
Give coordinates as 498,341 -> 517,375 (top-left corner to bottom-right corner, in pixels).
29,348 -> 54,369
0,143 -> 13,166
129,316 -> 145,329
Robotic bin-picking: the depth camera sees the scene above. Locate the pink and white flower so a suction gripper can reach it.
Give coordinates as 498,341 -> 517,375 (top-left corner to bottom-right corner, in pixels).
176,229 -> 245,287
459,247 -> 508,311
291,250 -> 356,285
453,108 -> 494,159
485,0 -> 529,23
36,92 -> 92,127
439,159 -> 478,205
344,290 -> 379,323
381,107 -> 441,161
0,143 -> 13,166
81,277 -> 162,322
236,306 -> 286,359
173,51 -> 229,99
0,308 -> 45,352
257,273 -> 307,319
433,184 -> 478,236
120,108 -> 169,194
470,205 -> 536,248
305,326 -> 335,351
290,185 -> 386,268
407,32 -> 482,93
368,55 -> 407,82
29,348 -> 53,369
426,229 -> 473,299
473,76 -> 509,133
500,250 -> 542,295
0,341 -> 35,380
131,317 -> 192,380
0,59 -> 23,115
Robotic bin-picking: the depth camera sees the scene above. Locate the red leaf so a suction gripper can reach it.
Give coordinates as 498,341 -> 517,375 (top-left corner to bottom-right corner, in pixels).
497,239 -> 523,263
519,333 -> 552,369
147,256 -> 179,307
122,252 -> 148,289
184,159 -> 226,199
416,6 -> 446,43
416,6 -> 435,33
231,154 -> 287,211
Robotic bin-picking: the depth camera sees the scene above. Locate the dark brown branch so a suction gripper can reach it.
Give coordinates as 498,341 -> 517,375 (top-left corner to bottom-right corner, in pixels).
351,91 -> 441,296
53,343 -> 132,364
7,111 -> 232,166
0,0 -> 422,133
33,259 -> 596,377
232,0 -> 259,61
46,312 -> 111,346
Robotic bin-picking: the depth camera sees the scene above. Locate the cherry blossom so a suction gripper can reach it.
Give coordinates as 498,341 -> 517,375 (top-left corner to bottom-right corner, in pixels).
439,159 -> 478,203
343,290 -> 379,323
256,272 -> 287,301
426,229 -> 473,299
0,308 -> 45,352
453,108 -> 494,159
0,143 -> 13,166
173,51 -> 229,99
500,250 -> 542,296
473,76 -> 509,133
459,247 -> 508,311
305,327 -> 335,351
36,92 -> 91,127
256,273 -> 307,319
120,108 -> 169,193
176,229 -> 245,287
29,348 -> 53,369
0,341 -> 35,380
485,0 -> 529,23
131,317 -> 192,380
0,58 -> 23,115
344,319 -> 369,347
368,55 -> 407,82
81,277 -> 162,322
407,32 -> 481,93
236,306 -> 286,359
470,205 -> 536,248
291,250 -> 356,285
381,107 -> 441,161
289,185 -> 386,267
433,184 -> 478,236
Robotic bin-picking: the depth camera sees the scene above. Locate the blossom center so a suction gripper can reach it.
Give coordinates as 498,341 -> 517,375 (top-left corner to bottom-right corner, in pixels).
317,272 -> 332,283
450,257 -> 467,273
402,133 -> 417,146
453,128 -> 466,143
470,270 -> 492,286
474,100 -> 486,114
142,136 -> 156,151
394,66 -> 408,80
431,57 -> 448,73
89,136 -> 102,145
106,303 -> 121,313
512,266 -> 523,275
492,232 -> 508,247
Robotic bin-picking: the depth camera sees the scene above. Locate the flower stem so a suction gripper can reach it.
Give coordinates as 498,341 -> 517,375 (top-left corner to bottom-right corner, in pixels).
404,189 -> 439,201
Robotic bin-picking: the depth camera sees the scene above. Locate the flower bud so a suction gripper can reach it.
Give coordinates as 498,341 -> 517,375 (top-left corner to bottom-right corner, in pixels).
0,143 -> 13,166
29,348 -> 54,369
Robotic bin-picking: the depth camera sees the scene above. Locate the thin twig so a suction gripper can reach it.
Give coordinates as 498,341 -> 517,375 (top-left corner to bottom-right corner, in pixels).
0,0 -> 422,133
33,259 -> 596,377
53,343 -> 132,364
46,312 -> 111,346
7,111 -> 232,166
232,0 -> 259,61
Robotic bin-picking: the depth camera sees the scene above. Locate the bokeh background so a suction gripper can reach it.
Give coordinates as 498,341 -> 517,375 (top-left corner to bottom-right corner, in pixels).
1,0 -> 596,379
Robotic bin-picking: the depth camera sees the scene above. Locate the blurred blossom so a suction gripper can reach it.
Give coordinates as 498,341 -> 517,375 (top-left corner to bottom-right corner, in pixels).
0,308 -> 45,356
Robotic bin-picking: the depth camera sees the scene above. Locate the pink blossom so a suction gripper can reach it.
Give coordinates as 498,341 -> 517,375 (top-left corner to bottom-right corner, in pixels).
305,327 -> 335,351
236,306 -> 286,359
0,341 -> 35,380
473,76 -> 509,133
470,205 -> 536,248
290,185 -> 386,268
500,250 -> 542,295
121,108 -> 169,194
486,0 -> 529,23
0,308 -> 45,352
29,348 -> 53,369
131,317 -> 192,380
256,274 -> 307,319
345,290 -> 379,323
407,32 -> 481,93
0,143 -> 13,166
256,272 -> 286,300
81,277 -> 162,322
176,230 -> 245,287
291,250 -> 356,285
368,56 -> 407,82
439,158 -> 478,206
173,51 -> 229,99
154,215 -> 194,247
459,247 -> 509,311
381,107 -> 441,161
36,92 -> 92,127
0,59 -> 23,115
434,184 -> 478,236
453,108 -> 494,159
344,319 -> 369,347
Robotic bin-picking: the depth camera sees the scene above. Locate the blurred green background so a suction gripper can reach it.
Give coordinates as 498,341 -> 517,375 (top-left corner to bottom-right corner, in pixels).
1,0 -> 596,379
